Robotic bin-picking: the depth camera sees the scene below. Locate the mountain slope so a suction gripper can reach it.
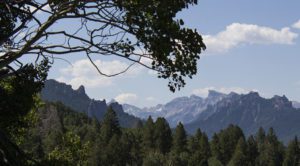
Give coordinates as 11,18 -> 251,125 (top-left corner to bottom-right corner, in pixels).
185,92 -> 300,143
292,101 -> 300,108
41,79 -> 141,128
123,90 -> 227,127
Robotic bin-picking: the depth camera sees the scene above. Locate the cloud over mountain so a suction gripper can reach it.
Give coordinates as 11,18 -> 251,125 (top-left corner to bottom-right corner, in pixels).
203,23 -> 298,53
115,93 -> 138,105
57,59 -> 143,89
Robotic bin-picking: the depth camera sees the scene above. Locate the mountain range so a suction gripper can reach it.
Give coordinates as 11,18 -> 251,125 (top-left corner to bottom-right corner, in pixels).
184,92 -> 300,143
123,91 -> 300,143
41,79 -> 300,143
123,90 -> 227,127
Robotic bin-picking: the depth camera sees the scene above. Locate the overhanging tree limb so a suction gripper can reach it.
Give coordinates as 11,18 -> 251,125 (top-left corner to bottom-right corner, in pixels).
0,0 -> 206,92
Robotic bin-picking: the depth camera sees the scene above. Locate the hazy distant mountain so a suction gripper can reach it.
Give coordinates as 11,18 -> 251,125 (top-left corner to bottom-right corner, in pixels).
124,90 -> 300,143
122,104 -> 159,119
185,92 -> 300,143
292,101 -> 300,108
123,90 -> 227,127
41,79 -> 141,128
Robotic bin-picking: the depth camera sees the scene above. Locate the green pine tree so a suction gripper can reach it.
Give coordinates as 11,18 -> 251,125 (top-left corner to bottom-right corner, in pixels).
256,128 -> 284,166
198,133 -> 211,163
142,116 -> 155,151
256,127 -> 266,152
100,106 -> 121,143
168,122 -> 188,166
154,117 -> 172,154
216,125 -> 245,165
103,134 -> 123,165
210,133 -> 222,162
283,137 -> 300,166
122,131 -> 143,166
189,131 -> 211,166
188,129 -> 203,153
247,135 -> 258,166
172,122 -> 187,153
228,137 -> 249,166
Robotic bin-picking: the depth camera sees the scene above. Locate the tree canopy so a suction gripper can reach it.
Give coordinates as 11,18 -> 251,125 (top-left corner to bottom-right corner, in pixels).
0,0 -> 206,92
14,104 -> 299,166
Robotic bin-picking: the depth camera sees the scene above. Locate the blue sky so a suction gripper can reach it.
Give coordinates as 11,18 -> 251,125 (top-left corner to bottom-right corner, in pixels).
43,0 -> 300,107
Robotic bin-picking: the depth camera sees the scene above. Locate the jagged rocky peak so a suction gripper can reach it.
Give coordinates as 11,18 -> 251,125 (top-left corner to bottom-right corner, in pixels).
248,91 -> 260,96
244,91 -> 260,99
271,95 -> 292,109
45,79 -> 72,91
207,90 -> 225,99
89,98 -> 107,105
77,85 -> 85,94
44,79 -> 81,96
108,99 -> 124,109
109,101 -> 124,113
237,92 -> 261,105
42,79 -> 141,127
228,91 -> 238,97
190,94 -> 203,100
170,96 -> 189,102
272,95 -> 288,101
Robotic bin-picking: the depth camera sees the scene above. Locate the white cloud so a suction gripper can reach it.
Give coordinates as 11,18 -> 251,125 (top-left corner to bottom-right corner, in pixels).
192,86 -> 258,97
140,57 -> 152,67
57,75 -> 112,89
57,59 -> 143,89
139,57 -> 159,75
28,4 -> 51,14
203,23 -> 298,53
27,4 -> 51,15
146,96 -> 156,102
292,20 -> 300,29
115,93 -> 138,104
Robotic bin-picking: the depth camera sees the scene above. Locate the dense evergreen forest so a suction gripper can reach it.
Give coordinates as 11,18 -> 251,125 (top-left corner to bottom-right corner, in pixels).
13,102 -> 300,165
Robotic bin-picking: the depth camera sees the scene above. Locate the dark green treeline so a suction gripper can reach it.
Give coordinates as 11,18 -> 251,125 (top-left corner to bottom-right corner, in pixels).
21,103 -> 300,166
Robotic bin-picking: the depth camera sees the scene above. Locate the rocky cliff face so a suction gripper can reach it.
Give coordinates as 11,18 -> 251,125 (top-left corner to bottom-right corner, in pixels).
124,90 -> 300,143
185,92 -> 300,143
41,79 -> 92,113
123,90 -> 227,127
41,79 -> 140,128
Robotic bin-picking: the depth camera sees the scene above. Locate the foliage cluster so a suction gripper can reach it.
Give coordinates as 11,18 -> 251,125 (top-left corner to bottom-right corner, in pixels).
0,0 -> 205,92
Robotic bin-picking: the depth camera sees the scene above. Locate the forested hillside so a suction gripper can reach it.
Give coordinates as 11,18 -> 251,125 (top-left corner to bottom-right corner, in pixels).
19,102 -> 300,166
